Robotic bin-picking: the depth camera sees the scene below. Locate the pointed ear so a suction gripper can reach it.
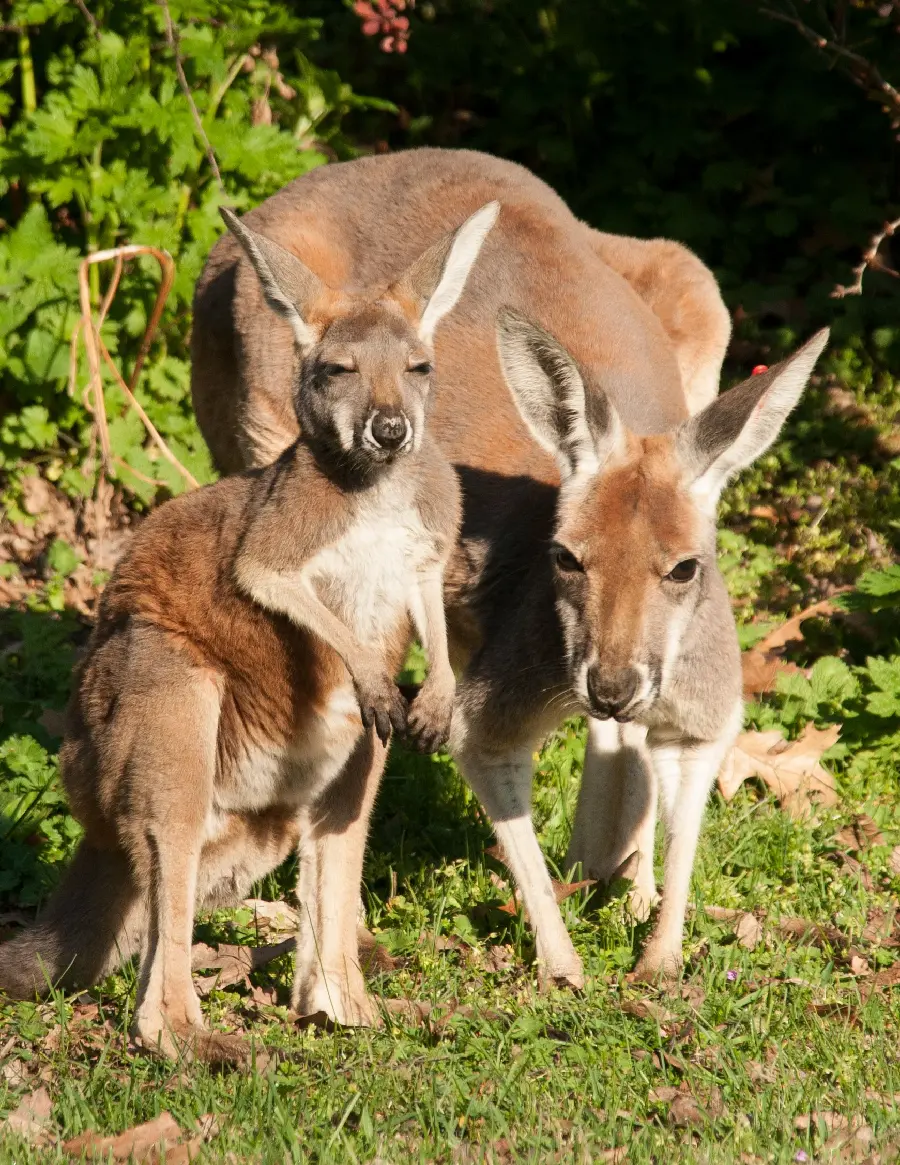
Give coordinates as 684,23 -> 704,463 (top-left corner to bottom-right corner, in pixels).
220,206 -> 325,351
496,308 -> 622,482
677,328 -> 829,510
390,201 -> 499,346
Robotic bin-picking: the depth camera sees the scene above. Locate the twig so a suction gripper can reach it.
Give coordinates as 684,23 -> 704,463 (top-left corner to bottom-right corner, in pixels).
759,2 -> 900,296
73,0 -> 100,38
71,245 -> 200,493
158,0 -> 226,194
832,214 -> 900,297
759,5 -> 900,114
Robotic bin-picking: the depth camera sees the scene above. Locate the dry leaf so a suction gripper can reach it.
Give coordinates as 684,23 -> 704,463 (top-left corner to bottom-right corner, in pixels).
755,596 -> 847,654
774,916 -> 848,951
498,877 -> 594,916
680,984 -> 706,1010
736,912 -> 764,951
621,999 -> 677,1025
849,953 -> 871,977
62,1112 -> 197,1162
718,723 -> 840,817
795,1111 -> 849,1133
4,1086 -> 53,1144
747,1059 -> 776,1084
358,926 -> 402,974
240,898 -> 299,933
836,814 -> 885,853
741,649 -> 803,698
191,939 -> 293,995
807,1001 -> 859,1025
863,908 -> 897,945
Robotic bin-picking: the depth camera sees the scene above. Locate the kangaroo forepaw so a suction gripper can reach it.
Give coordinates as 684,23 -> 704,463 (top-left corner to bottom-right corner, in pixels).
404,684 -> 454,754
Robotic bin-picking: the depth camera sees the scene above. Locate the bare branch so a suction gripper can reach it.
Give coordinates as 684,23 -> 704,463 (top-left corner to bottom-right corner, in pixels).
759,5 -> 900,115
832,214 -> 900,297
157,0 -> 226,194
73,0 -> 100,38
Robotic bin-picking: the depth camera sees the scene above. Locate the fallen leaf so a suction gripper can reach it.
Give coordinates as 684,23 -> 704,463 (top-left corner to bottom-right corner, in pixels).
63,1113 -> 190,1162
755,596 -> 847,654
747,1059 -> 776,1084
191,939 -> 293,995
807,1001 -> 859,1025
774,916 -> 848,951
889,846 -> 900,878
849,953 -> 871,977
680,984 -> 706,1010
736,912 -> 765,951
622,999 -> 677,1025
795,1111 -> 849,1133
718,723 -> 840,818
4,1086 -> 53,1144
240,898 -> 299,933
741,649 -> 803,698
358,926 -> 402,974
835,814 -> 885,853
498,877 -> 594,917
482,944 -> 514,973
864,907 -> 898,945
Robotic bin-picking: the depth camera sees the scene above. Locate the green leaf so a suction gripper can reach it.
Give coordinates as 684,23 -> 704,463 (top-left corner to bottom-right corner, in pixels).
45,538 -> 82,577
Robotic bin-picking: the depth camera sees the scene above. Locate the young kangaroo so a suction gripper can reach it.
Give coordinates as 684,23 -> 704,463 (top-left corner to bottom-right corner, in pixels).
493,311 -> 829,976
0,200 -> 498,1059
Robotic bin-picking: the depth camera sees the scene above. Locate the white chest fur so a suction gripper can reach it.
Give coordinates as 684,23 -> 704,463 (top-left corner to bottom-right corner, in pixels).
304,499 -> 434,645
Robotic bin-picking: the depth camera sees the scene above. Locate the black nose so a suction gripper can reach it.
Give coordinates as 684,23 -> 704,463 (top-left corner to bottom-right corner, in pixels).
586,665 -> 641,721
369,409 -> 409,450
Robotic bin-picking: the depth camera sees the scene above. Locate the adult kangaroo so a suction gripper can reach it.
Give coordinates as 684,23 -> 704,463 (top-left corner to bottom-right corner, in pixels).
192,147 -> 826,984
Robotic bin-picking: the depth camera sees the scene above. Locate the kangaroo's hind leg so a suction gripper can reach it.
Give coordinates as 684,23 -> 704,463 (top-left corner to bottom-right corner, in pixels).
294,729 -> 387,1025
117,629 -> 238,1062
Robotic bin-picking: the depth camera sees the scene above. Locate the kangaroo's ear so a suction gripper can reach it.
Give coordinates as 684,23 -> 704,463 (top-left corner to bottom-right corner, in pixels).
496,308 -> 623,484
221,207 -> 325,351
391,201 -> 499,346
677,328 -> 829,512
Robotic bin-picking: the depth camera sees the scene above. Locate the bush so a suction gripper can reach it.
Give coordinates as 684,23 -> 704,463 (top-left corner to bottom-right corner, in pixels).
0,0 -> 384,505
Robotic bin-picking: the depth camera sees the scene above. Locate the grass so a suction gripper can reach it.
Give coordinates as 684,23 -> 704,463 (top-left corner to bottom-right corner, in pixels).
0,340 -> 898,1162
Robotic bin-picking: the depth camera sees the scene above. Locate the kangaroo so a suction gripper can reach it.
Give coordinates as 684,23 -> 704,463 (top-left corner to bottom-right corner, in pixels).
189,147 -> 824,985
0,199 -> 497,1059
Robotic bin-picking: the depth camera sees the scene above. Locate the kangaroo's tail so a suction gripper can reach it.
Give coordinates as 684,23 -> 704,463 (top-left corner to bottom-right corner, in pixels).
0,842 -> 145,999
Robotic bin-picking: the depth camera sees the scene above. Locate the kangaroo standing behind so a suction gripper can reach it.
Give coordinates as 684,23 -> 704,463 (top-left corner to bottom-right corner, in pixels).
190,148 -> 827,984
0,201 -> 497,1059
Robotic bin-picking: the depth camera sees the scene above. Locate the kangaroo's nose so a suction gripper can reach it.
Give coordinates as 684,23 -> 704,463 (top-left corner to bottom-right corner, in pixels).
586,665 -> 641,721
368,409 -> 410,451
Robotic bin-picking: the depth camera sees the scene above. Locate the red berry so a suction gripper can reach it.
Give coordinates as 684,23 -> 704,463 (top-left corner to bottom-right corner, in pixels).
751,364 -> 769,376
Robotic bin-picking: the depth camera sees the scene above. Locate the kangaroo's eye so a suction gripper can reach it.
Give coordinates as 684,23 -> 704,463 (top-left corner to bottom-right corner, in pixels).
322,363 -> 355,377
551,544 -> 583,574
409,362 -> 433,375
666,558 -> 699,583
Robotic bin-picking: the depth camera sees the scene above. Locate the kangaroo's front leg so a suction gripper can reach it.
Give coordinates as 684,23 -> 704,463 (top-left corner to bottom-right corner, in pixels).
635,716 -> 739,980
565,718 -> 659,920
294,731 -> 387,1025
237,562 -> 407,744
406,565 -> 456,754
454,729 -> 584,991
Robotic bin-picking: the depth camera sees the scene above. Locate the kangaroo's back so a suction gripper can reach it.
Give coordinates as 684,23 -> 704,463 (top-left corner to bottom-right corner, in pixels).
192,148 -> 721,478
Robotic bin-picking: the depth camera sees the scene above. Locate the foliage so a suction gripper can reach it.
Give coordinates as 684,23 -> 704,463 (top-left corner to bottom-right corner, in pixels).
319,0 -> 900,331
0,0 -> 384,506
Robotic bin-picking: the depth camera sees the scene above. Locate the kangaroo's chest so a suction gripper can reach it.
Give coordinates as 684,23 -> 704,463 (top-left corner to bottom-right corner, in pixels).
304,503 -> 435,644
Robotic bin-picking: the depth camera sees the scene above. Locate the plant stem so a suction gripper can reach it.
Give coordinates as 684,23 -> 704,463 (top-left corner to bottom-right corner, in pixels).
18,26 -> 36,114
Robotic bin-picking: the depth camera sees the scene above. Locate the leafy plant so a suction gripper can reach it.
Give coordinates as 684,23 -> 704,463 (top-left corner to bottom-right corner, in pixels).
0,0 -> 384,506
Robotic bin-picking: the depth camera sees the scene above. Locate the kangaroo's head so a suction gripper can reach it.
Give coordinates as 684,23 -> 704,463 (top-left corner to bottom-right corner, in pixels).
221,203 -> 497,480
496,310 -> 829,725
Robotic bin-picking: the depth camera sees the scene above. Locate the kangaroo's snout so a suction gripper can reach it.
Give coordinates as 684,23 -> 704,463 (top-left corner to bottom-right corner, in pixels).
586,664 -> 642,722
366,409 -> 411,453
